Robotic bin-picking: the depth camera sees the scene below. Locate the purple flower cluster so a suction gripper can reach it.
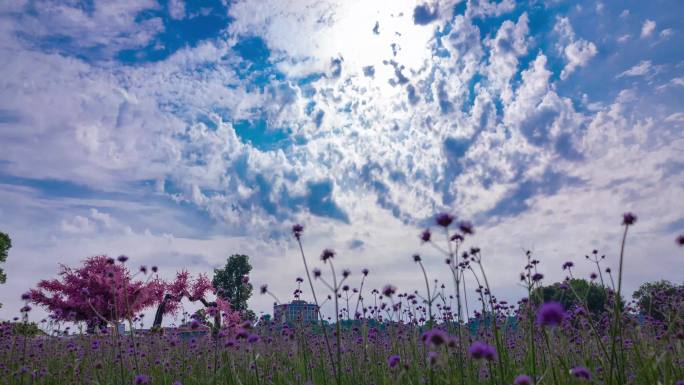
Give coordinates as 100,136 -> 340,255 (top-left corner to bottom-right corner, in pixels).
468,341 -> 496,361
570,366 -> 591,380
387,354 -> 400,368
536,301 -> 565,327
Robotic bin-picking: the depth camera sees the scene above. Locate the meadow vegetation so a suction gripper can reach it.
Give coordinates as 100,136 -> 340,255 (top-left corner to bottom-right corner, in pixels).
1,213 -> 683,385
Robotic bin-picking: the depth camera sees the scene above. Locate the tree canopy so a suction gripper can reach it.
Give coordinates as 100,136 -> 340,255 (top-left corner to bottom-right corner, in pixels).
0,231 -> 11,284
28,256 -> 167,330
632,280 -> 684,321
530,278 -> 615,315
0,231 -> 11,308
212,254 -> 253,316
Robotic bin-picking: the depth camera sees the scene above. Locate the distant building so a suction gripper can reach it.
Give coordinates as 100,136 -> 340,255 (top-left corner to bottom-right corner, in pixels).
274,300 -> 319,323
106,323 -> 126,335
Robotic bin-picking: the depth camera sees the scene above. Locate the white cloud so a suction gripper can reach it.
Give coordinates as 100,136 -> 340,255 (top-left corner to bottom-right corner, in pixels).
227,0 -> 438,78
617,60 -> 652,78
168,0 -> 186,20
672,77 -> 684,86
617,34 -> 631,44
554,17 -> 597,80
466,0 -> 516,18
641,19 -> 656,38
485,12 -> 530,103
90,208 -> 114,228
61,215 -> 96,234
659,28 -> 673,39
664,112 -> 684,123
0,1 -> 163,57
561,40 -> 597,80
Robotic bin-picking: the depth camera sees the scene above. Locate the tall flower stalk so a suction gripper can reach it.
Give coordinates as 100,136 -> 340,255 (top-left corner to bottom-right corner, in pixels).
608,213 -> 636,385
292,224 -> 338,385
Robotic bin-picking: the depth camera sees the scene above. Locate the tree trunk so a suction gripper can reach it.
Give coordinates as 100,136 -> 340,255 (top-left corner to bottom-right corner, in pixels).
152,294 -> 182,331
198,297 -> 221,339
152,294 -> 221,339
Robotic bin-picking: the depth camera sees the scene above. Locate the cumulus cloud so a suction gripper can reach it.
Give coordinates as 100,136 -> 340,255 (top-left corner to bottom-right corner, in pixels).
554,17 -> 598,80
168,0 -> 186,20
485,13 -> 530,102
0,1 -> 163,58
641,19 -> 656,38
560,39 -> 597,80
61,215 -> 96,234
466,0 -> 516,19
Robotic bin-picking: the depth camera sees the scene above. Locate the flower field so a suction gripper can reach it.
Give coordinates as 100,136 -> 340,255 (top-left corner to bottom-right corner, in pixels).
1,213 -> 682,385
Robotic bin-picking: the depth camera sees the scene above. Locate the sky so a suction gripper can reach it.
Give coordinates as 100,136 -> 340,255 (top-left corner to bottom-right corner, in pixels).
0,0 -> 682,325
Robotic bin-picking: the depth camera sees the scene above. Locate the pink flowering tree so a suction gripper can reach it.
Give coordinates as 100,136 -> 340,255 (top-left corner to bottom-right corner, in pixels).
28,256 -> 165,333
151,271 -> 242,337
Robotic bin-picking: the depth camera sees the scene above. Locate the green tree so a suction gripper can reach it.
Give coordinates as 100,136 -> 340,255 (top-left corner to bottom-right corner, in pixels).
632,280 -> 683,321
1,321 -> 44,336
531,279 -> 613,315
212,254 -> 253,316
0,232 -> 11,308
192,308 -> 209,325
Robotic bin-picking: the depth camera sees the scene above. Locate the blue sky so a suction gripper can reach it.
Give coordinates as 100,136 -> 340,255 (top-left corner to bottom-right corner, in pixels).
0,0 -> 682,323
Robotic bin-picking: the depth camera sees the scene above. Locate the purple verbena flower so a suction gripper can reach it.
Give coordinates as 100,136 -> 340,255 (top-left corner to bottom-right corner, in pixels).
116,255 -> 128,263
513,375 -> 533,385
387,355 -> 400,368
450,233 -> 464,242
292,224 -> 304,239
134,374 -> 150,385
423,329 -> 448,346
382,284 -> 397,297
468,341 -> 496,361
622,212 -> 637,225
458,220 -> 474,235
320,249 -> 335,262
536,301 -> 565,327
420,229 -> 431,243
435,213 -> 454,227
570,366 -> 591,380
